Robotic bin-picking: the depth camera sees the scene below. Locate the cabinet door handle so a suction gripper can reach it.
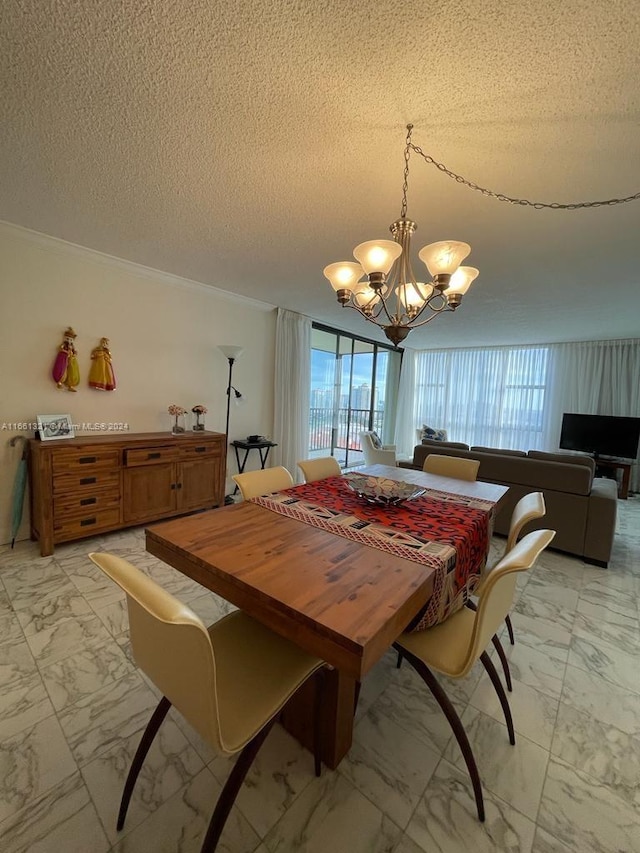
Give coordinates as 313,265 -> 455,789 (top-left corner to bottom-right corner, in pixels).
147,452 -> 161,459
177,482 -> 182,489
79,456 -> 97,464
80,476 -> 97,485
170,483 -> 176,490
80,497 -> 97,506
80,517 -> 97,527
195,447 -> 206,453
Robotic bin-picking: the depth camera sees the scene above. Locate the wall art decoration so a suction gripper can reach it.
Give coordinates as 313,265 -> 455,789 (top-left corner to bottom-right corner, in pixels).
51,327 -> 80,391
89,337 -> 117,391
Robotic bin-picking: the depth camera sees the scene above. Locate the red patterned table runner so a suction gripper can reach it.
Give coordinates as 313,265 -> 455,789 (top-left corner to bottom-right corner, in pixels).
251,476 -> 496,630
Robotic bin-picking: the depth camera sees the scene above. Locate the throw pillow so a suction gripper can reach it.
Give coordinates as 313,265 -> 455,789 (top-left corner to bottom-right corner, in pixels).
369,431 -> 382,448
421,424 -> 447,442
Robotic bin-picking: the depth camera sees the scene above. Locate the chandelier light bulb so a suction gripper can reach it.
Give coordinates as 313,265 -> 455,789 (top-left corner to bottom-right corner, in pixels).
353,240 -> 402,275
447,266 -> 479,295
396,281 -> 434,309
352,283 -> 381,313
418,240 -> 471,277
323,261 -> 363,292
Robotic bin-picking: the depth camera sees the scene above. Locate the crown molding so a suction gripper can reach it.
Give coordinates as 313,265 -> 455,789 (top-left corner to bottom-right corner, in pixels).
0,220 -> 276,313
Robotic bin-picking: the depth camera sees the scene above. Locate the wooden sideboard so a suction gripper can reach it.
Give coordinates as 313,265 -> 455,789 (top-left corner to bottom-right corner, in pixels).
29,431 -> 226,556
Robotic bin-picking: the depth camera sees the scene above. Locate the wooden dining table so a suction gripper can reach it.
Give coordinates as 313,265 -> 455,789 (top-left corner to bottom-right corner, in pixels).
145,463 -> 508,768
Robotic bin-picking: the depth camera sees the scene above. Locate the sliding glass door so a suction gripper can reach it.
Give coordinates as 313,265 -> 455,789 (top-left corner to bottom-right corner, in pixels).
309,325 -> 402,468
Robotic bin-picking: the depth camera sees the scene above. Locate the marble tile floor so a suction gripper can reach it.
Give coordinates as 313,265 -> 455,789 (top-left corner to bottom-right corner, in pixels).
0,499 -> 639,852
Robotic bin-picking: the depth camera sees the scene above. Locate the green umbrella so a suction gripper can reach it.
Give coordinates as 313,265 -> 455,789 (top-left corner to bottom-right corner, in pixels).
10,436 -> 28,548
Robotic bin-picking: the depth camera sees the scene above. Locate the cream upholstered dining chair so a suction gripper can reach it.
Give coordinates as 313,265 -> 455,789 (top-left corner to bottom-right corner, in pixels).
359,430 -> 397,466
88,552 -> 325,853
232,466 -> 294,500
393,528 -> 555,822
482,491 -> 546,646
297,456 -> 342,483
463,492 -> 547,693
423,453 -> 480,481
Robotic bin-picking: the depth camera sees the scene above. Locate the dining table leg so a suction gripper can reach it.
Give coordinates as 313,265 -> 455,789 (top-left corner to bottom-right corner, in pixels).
279,667 -> 356,769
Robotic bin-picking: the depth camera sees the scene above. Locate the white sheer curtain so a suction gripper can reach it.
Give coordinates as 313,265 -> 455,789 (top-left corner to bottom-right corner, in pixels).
410,338 -> 639,492
414,345 -> 552,451
394,348 -> 417,459
548,339 -> 640,490
273,308 -> 311,481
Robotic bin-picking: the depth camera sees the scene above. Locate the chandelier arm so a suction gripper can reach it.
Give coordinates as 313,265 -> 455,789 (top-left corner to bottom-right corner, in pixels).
343,303 -> 394,331
408,142 -> 640,209
374,285 -> 399,326
343,299 -> 455,332
394,305 -> 456,330
402,291 -> 449,325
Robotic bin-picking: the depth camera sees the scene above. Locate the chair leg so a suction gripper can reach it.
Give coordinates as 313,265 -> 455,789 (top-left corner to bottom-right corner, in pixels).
491,634 -> 513,692
201,716 -> 277,853
505,613 -> 515,645
480,651 -> 515,745
314,669 -> 325,777
394,644 -> 485,822
117,695 -> 172,830
396,650 -> 404,669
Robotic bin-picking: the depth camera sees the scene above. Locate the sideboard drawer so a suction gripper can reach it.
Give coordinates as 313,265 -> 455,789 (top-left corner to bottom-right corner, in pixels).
180,441 -> 223,461
52,448 -> 120,474
125,446 -> 179,467
53,469 -> 121,495
53,508 -> 121,541
54,489 -> 121,518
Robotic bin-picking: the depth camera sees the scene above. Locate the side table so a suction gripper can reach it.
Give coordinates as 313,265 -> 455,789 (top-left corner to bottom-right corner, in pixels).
595,458 -> 632,500
231,440 -> 278,493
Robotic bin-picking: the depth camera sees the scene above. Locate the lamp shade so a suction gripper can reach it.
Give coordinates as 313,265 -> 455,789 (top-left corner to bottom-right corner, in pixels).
323,262 -> 363,292
353,240 -> 402,275
218,345 -> 244,360
447,266 -> 479,295
418,241 -> 471,277
396,281 -> 434,309
352,283 -> 381,309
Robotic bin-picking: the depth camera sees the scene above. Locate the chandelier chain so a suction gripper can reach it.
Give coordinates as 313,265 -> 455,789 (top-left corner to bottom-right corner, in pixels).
400,124 -> 414,219
408,140 -> 640,209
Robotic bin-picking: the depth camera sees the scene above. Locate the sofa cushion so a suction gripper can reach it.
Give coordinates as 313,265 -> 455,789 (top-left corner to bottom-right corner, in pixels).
527,450 -> 595,477
471,446 -> 527,457
369,431 -> 382,448
420,438 -> 469,450
479,454 -> 593,496
410,443 -> 593,495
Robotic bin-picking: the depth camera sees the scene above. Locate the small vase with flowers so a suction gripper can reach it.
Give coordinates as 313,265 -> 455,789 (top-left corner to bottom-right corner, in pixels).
192,404 -> 207,431
168,404 -> 187,435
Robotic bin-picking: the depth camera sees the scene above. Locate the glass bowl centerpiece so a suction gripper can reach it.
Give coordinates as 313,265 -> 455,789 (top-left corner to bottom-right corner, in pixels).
344,474 -> 427,507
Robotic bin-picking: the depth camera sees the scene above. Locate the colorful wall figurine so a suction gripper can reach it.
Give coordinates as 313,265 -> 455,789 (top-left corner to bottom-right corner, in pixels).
88,337 -> 117,391
51,327 -> 80,391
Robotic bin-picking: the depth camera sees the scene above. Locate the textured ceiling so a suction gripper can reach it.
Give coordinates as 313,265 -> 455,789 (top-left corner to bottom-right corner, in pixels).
1,0 -> 639,348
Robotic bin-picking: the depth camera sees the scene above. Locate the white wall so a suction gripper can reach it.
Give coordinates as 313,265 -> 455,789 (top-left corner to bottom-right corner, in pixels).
0,222 -> 277,544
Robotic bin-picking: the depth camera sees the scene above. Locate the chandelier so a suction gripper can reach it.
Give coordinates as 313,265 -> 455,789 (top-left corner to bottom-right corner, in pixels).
323,125 -> 478,346
324,124 -> 640,346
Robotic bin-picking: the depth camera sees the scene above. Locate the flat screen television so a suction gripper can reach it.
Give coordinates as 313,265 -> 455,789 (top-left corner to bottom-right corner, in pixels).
559,413 -> 640,460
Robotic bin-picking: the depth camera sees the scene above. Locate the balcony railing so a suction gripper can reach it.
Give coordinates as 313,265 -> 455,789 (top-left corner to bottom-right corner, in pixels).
309,407 -> 384,453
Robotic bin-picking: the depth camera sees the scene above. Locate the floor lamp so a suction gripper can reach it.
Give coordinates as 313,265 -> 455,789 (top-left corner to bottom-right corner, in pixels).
218,345 -> 244,503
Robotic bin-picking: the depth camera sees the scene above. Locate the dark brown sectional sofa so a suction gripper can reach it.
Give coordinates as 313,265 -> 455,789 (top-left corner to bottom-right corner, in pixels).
399,439 -> 618,567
